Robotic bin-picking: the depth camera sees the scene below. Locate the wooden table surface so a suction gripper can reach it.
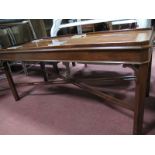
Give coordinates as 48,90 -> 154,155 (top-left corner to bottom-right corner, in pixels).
0,28 -> 154,134
1,28 -> 152,48
0,29 -> 152,64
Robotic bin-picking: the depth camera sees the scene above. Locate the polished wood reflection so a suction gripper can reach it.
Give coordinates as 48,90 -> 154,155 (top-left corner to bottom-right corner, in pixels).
0,28 -> 154,135
0,28 -> 152,51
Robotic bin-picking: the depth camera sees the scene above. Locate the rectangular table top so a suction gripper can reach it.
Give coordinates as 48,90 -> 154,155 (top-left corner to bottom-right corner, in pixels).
0,28 -> 153,64
0,28 -> 153,52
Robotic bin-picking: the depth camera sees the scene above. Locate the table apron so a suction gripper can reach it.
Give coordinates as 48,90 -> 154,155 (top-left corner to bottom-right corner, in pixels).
0,49 -> 150,64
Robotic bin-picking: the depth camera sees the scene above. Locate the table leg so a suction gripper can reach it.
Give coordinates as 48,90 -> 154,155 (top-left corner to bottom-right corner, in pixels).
72,62 -> 76,67
40,62 -> 48,82
146,54 -> 152,97
3,61 -> 20,101
63,62 -> 70,77
133,63 -> 148,134
52,62 -> 59,74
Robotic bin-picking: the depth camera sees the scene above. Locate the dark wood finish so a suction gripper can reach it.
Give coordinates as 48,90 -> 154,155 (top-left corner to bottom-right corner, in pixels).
3,62 -> 20,101
40,62 -> 48,82
2,29 -> 153,48
146,49 -> 152,97
133,63 -> 149,134
72,80 -> 134,111
72,62 -> 76,66
51,62 -> 59,74
0,28 -> 153,134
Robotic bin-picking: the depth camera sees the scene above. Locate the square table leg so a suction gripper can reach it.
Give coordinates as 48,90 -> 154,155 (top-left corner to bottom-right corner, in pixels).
3,61 -> 20,101
133,63 -> 148,134
40,62 -> 48,82
145,54 -> 152,97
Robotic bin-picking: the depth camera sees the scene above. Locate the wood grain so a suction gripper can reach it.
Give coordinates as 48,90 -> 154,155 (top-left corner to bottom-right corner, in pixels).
0,28 -> 153,134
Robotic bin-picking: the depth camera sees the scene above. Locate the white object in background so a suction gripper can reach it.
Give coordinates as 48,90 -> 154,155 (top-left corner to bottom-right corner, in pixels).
137,19 -> 151,28
76,19 -> 82,35
50,19 -> 139,37
50,19 -> 62,37
59,19 -> 114,28
50,19 -> 120,37
112,19 -> 137,25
